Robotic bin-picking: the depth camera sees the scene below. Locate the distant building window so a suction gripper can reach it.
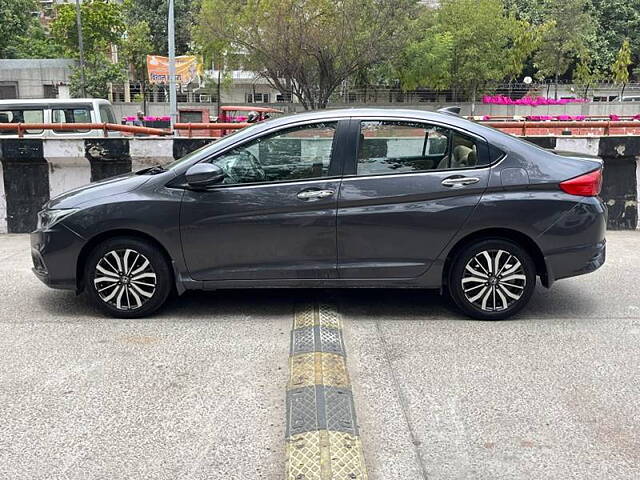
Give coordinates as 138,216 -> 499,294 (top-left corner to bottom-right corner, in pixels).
0,82 -> 18,100
43,84 -> 57,98
276,93 -> 292,103
247,92 -> 270,103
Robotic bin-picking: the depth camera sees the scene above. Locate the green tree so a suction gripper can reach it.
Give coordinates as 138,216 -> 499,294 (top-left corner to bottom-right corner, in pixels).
398,0 -> 538,111
69,53 -> 126,98
612,38 -> 632,100
533,0 -> 596,98
573,55 -> 601,98
123,0 -> 195,56
2,16 -> 64,59
51,0 -> 127,98
0,0 -> 40,58
503,0 -> 547,24
589,0 -> 640,71
197,0 -> 417,110
121,20 -> 153,106
51,0 -> 126,54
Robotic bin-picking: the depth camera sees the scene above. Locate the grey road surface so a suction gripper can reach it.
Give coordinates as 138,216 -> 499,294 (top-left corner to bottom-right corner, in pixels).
0,235 -> 290,480
0,232 -> 638,480
342,231 -> 640,480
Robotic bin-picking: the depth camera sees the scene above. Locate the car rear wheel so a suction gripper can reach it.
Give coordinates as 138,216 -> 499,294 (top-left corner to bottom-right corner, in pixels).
448,239 -> 536,320
85,237 -> 172,318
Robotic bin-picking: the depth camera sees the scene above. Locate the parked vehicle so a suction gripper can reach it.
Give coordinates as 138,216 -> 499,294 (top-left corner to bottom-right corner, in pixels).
31,108 -> 606,320
0,98 -> 118,137
217,106 -> 283,123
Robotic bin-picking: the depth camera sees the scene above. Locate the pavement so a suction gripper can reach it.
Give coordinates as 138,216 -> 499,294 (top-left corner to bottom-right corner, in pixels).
0,232 -> 639,479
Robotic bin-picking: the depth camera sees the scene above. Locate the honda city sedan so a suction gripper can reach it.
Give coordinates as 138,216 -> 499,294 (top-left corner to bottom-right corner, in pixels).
31,109 -> 606,320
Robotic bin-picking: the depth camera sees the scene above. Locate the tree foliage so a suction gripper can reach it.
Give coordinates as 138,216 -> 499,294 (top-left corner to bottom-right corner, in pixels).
51,0 -> 126,54
573,54 -> 601,97
533,0 -> 595,86
0,0 -> 40,57
396,0 -> 540,102
69,53 -> 126,98
123,0 -> 195,56
611,38 -> 632,85
197,0 -> 417,109
121,20 -> 153,82
589,0 -> 640,70
50,0 -> 127,99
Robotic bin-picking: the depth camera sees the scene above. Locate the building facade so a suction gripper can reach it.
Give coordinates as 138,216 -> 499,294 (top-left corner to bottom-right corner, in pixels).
0,59 -> 75,100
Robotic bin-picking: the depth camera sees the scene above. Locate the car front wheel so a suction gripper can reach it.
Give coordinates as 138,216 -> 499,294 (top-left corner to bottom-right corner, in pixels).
85,237 -> 172,318
448,238 -> 536,320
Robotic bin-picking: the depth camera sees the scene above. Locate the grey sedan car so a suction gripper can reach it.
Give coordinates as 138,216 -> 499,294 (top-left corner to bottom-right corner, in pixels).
31,109 -> 606,320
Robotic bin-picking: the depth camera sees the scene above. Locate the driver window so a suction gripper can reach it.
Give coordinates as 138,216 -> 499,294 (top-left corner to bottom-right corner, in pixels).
210,122 -> 337,185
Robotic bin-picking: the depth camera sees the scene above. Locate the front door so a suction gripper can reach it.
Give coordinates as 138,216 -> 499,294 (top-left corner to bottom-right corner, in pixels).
337,118 -> 491,279
180,120 -> 345,281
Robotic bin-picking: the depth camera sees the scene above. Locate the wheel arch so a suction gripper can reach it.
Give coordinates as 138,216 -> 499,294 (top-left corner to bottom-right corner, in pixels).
442,228 -> 549,288
76,229 -> 177,293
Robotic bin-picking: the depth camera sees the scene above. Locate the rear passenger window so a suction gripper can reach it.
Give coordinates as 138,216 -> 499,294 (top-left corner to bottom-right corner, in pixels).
357,120 -> 483,176
0,109 -> 44,134
52,107 -> 91,133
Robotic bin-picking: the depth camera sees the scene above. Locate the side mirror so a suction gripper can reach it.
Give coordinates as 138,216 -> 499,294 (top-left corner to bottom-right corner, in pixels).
185,163 -> 225,188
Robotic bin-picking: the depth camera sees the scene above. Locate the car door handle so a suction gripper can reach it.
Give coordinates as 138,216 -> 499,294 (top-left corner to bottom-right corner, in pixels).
441,176 -> 481,187
297,189 -> 335,200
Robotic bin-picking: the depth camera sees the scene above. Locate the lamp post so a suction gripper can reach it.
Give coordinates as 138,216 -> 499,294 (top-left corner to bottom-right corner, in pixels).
168,0 -> 177,127
75,0 -> 86,97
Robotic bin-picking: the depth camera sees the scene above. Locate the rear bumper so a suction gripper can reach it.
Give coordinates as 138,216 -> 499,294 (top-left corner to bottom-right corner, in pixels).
30,224 -> 85,291
544,239 -> 606,284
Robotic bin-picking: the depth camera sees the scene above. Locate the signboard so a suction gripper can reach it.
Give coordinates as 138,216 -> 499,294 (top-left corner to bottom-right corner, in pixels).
147,55 -> 203,85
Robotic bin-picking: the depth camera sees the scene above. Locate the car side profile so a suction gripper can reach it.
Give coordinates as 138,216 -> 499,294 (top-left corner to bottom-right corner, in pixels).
31,109 -> 606,320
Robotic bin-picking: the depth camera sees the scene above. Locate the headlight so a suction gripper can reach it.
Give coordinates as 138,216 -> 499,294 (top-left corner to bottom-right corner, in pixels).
37,209 -> 79,230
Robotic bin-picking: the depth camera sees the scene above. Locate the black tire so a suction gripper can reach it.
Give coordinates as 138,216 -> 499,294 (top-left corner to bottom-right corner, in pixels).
84,237 -> 172,318
448,238 -> 536,320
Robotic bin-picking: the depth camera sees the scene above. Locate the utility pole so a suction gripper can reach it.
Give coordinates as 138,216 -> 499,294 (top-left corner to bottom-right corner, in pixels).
75,0 -> 86,97
168,0 -> 177,126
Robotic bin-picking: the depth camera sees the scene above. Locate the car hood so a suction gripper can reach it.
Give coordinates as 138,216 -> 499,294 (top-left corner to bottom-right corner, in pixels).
46,172 -> 152,210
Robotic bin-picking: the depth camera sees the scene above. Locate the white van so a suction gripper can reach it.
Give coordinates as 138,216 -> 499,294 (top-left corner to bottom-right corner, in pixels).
0,98 -> 118,137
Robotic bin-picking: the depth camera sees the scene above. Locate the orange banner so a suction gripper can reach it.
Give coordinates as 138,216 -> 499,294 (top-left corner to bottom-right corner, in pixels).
146,55 -> 203,85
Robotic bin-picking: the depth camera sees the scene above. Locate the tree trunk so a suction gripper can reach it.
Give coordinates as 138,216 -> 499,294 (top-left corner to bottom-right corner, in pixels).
620,83 -> 626,102
554,72 -> 559,100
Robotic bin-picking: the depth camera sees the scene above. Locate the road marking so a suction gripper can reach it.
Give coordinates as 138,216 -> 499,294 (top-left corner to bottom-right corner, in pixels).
285,303 -> 368,480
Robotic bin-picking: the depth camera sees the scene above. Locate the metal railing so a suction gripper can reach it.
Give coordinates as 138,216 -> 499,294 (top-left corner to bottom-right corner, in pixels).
2,119 -> 640,138
0,122 -> 248,138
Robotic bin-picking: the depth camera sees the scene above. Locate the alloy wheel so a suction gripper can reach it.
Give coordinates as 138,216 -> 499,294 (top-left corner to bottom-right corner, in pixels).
93,249 -> 157,311
461,249 -> 526,312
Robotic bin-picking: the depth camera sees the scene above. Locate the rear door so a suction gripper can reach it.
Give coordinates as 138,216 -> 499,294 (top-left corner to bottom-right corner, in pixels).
337,117 -> 491,279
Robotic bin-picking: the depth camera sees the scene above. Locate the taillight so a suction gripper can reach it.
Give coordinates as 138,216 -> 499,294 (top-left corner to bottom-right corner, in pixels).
559,169 -> 602,196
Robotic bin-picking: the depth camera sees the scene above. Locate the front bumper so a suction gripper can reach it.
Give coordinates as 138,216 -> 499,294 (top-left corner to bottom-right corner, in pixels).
30,224 -> 85,290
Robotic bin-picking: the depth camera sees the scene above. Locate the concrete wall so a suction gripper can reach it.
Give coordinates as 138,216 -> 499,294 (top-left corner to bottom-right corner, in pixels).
0,59 -> 76,100
0,135 -> 638,233
112,101 -> 640,121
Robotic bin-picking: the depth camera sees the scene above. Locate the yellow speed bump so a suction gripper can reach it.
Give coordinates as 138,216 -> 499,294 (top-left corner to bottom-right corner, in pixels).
286,303 -> 368,480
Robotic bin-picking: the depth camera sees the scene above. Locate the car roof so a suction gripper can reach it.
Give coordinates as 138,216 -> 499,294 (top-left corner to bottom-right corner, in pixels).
258,108 -> 509,142
0,98 -> 111,107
